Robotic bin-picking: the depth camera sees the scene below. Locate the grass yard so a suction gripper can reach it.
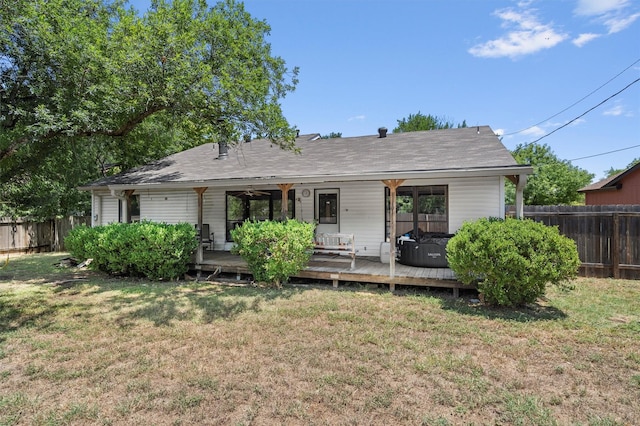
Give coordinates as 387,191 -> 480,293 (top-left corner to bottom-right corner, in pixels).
1,253 -> 639,425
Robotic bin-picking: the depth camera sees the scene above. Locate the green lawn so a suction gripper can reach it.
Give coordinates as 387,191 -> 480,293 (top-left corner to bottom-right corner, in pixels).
1,253 -> 639,425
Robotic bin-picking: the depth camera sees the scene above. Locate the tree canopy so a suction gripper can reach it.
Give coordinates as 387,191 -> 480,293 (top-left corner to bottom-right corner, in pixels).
604,158 -> 640,178
320,132 -> 342,139
393,112 -> 467,133
506,143 -> 594,205
1,0 -> 298,218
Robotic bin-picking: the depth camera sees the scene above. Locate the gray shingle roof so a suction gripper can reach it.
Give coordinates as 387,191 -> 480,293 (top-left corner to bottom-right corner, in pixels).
82,126 -> 527,188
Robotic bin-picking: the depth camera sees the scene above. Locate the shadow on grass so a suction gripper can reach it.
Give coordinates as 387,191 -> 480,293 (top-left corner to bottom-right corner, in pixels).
0,252 -> 72,282
0,296 -> 59,337
1,253 -> 308,331
3,278 -> 306,330
391,284 -> 568,322
2,253 -> 570,330
100,283 -> 305,327
72,278 -> 306,327
438,297 -> 567,322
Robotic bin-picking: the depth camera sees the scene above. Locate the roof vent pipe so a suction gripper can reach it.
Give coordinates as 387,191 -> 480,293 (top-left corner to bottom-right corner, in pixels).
218,141 -> 228,159
378,127 -> 387,138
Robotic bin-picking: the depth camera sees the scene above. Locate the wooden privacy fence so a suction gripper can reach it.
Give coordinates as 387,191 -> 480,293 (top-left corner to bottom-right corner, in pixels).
508,205 -> 640,280
0,216 -> 90,254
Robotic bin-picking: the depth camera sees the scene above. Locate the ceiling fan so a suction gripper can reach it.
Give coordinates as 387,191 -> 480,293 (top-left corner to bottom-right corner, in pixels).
231,187 -> 270,197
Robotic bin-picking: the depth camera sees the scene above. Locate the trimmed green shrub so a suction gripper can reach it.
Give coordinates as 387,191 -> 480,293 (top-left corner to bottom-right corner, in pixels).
63,224 -> 95,261
65,221 -> 198,280
446,217 -> 580,306
231,219 -> 316,287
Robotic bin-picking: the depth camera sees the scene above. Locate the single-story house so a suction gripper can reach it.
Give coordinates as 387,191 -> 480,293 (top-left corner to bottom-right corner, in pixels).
80,126 -> 532,267
578,162 -> 640,205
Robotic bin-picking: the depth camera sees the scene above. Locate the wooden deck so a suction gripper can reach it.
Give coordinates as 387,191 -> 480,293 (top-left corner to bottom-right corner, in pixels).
193,251 -> 474,296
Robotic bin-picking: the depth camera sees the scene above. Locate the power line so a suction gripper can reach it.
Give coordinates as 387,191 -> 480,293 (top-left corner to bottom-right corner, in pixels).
569,144 -> 640,162
503,58 -> 640,136
523,77 -> 640,146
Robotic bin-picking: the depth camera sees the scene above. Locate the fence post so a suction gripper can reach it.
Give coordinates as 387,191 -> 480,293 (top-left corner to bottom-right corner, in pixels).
612,213 -> 620,279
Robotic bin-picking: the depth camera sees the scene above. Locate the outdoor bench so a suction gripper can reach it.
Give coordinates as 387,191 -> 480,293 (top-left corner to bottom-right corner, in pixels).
313,233 -> 356,270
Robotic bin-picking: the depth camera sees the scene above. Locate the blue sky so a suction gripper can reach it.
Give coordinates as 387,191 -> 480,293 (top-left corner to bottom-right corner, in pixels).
129,0 -> 640,181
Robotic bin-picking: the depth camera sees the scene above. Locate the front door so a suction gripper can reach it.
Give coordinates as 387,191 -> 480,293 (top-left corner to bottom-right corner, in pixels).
315,189 -> 339,234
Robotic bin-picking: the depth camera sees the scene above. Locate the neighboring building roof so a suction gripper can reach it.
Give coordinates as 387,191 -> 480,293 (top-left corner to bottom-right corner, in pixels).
81,126 -> 532,189
579,163 -> 640,193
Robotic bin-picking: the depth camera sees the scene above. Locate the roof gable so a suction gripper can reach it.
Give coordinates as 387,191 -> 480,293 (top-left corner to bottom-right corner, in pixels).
579,162 -> 640,192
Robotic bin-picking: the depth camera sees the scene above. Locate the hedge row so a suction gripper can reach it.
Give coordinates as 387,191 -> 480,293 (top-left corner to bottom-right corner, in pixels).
65,221 -> 198,280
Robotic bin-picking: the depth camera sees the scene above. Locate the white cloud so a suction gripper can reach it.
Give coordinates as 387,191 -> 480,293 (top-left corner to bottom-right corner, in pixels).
494,128 -> 505,137
347,115 -> 366,122
604,12 -> 640,33
574,0 -> 629,16
603,104 -> 624,116
516,0 -> 535,7
470,0 -> 638,57
469,8 -> 568,59
574,0 -> 639,34
521,126 -> 546,137
572,32 -> 601,46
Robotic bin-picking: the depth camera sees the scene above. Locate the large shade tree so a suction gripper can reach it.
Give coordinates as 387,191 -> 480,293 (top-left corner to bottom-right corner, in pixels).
0,0 -> 299,218
506,143 -> 594,205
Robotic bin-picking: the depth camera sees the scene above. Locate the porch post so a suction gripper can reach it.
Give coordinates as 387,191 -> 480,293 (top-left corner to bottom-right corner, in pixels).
277,183 -> 294,221
193,187 -> 208,273
515,174 -> 527,219
382,179 -> 405,292
92,192 -> 102,227
506,174 -> 528,219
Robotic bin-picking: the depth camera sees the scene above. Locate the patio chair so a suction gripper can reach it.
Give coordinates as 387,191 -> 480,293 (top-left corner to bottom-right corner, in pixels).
195,223 -> 214,251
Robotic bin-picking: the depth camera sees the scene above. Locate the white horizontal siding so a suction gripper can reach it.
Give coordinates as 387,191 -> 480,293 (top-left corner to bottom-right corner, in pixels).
141,188 -> 226,250
288,182 -> 387,257
101,196 -> 119,225
294,186 -> 315,223
89,176 -> 505,255
338,182 -> 386,257
140,189 -> 198,224
336,178 -> 503,257
449,177 -> 503,232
